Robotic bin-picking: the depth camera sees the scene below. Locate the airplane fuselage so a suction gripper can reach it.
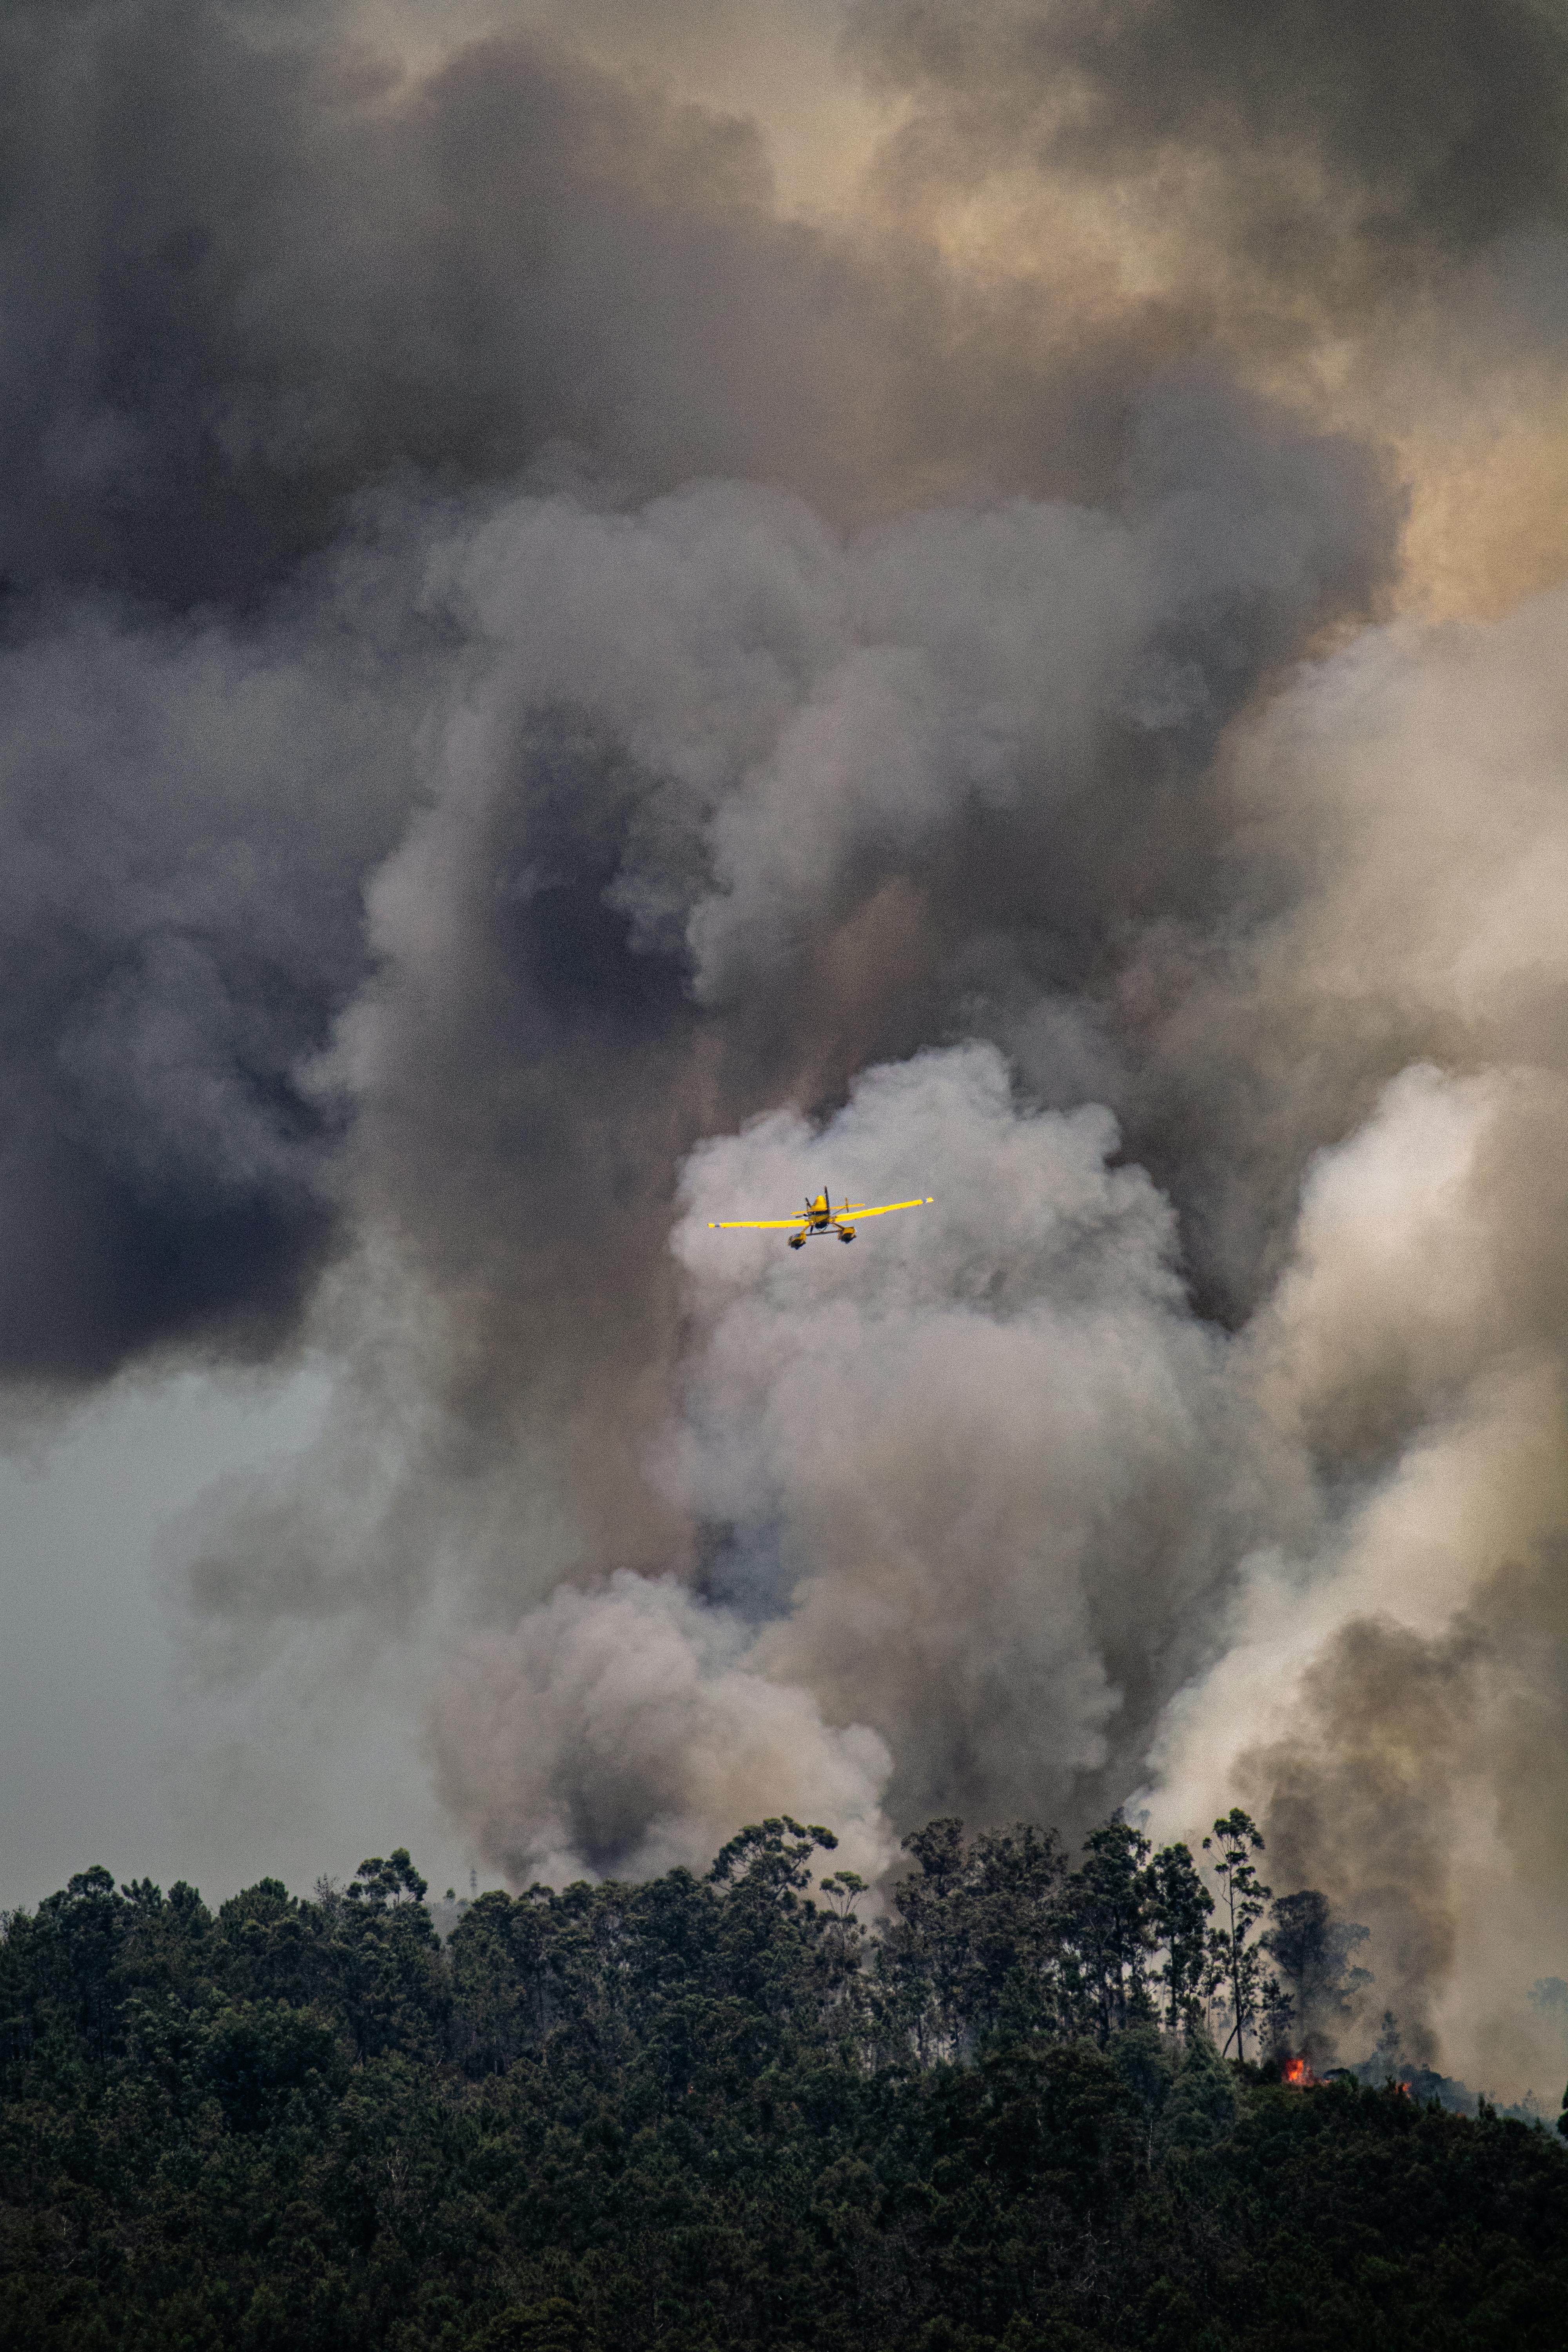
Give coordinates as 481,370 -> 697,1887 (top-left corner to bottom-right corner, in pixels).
789,1191 -> 855,1246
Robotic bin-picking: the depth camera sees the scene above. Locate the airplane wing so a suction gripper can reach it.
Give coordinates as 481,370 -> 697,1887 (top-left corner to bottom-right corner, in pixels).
842,1197 -> 934,1218
707,1216 -> 810,1229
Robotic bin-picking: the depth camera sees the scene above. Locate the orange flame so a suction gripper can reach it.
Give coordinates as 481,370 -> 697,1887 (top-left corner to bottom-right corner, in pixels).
1283,2056 -> 1315,2088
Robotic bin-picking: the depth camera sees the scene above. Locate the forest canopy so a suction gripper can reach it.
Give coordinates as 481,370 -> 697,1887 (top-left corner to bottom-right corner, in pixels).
1,1812 -> 1565,2352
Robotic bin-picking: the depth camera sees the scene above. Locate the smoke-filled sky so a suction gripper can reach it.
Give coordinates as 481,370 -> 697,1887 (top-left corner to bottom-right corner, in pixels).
9,0 -> 1568,2098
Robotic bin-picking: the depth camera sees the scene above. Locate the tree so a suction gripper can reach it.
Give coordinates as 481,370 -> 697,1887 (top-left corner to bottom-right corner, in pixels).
1259,1974 -> 1294,2061
708,1817 -> 840,2027
1062,1818 -> 1153,2043
345,1849 -> 429,1909
447,1888 -> 557,2074
873,1817 -> 975,2063
333,1849 -> 448,2060
708,1816 -> 837,1900
963,1822 -> 1067,2043
1261,1888 -> 1371,2060
874,1819 -> 1068,2062
1145,1842 -> 1214,2037
1202,1810 -> 1271,2062
31,1865 -> 126,2067
818,1869 -> 870,1990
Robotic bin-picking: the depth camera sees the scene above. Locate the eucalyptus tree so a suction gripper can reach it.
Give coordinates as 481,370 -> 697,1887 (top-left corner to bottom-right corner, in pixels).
1144,1841 -> 1214,2037
1202,1809 -> 1271,2062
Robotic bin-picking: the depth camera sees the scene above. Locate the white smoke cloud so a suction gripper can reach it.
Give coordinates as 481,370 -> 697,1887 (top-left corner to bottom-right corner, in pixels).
432,1568 -> 893,1888
670,1045 -> 1271,1829
431,1038 -> 1267,1880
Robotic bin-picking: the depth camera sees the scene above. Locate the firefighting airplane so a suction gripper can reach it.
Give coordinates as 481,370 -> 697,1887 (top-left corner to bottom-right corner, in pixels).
707,1188 -> 933,1249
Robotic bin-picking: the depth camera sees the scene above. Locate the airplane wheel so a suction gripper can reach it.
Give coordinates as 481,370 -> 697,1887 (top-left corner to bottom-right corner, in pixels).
788,1236 -> 806,1250
840,1231 -> 855,1243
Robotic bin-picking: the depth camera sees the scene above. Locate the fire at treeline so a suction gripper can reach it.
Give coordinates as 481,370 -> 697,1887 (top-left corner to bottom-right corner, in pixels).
4,1811 -> 1567,2351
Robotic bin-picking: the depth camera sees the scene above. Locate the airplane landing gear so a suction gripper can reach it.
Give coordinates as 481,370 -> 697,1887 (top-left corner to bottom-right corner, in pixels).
788,1232 -> 807,1249
839,1228 -> 855,1243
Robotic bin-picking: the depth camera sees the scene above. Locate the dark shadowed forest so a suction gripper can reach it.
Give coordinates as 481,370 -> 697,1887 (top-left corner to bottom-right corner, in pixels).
2,1814 -> 1564,2352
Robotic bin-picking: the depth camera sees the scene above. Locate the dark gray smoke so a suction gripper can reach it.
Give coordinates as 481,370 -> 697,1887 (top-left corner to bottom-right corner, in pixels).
0,0 -> 1233,610
6,0 -> 1568,2093
848,0 -> 1568,298
0,0 -> 1328,1388
0,576 -> 421,1383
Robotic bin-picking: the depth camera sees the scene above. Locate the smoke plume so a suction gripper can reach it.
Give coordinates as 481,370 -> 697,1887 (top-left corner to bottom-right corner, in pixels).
8,0 -> 1568,2090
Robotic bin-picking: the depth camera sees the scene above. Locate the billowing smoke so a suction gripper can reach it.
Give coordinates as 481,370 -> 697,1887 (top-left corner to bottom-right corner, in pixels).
9,0 -> 1568,2092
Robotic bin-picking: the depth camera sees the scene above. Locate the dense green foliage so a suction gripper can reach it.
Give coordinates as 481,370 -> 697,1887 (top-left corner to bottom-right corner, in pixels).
2,1819 -> 1564,2351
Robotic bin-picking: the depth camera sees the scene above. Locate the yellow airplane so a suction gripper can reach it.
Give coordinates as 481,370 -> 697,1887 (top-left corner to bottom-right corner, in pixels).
708,1188 -> 933,1249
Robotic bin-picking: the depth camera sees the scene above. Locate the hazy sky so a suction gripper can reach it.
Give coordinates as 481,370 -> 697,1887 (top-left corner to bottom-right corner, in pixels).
0,1365 -> 480,1910
6,0 -> 1568,2098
